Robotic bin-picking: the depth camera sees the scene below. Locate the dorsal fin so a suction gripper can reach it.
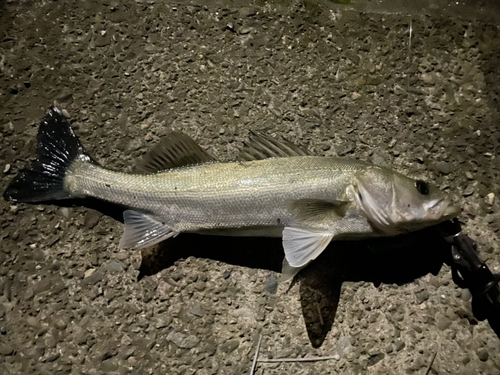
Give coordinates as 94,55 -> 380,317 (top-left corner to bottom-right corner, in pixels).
134,132 -> 216,174
237,131 -> 311,161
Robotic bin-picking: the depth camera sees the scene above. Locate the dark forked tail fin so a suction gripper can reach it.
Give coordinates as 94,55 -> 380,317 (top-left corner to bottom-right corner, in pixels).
3,107 -> 93,203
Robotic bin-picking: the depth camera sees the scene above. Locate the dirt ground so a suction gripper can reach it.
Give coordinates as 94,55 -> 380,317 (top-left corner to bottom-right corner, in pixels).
1,0 -> 500,374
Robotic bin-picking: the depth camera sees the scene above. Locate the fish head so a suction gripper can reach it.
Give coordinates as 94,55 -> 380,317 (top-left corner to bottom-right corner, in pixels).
353,168 -> 460,234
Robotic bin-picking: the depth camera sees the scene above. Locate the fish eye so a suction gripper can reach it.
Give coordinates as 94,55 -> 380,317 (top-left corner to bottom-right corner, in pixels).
415,180 -> 429,195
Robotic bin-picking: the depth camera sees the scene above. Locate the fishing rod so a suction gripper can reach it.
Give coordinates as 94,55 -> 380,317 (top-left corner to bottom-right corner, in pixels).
438,219 -> 500,333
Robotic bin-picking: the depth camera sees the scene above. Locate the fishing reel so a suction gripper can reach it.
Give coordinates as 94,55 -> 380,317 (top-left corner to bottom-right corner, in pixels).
438,219 -> 500,332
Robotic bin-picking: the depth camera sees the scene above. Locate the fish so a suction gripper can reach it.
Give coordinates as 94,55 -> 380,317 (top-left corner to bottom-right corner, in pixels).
3,107 -> 460,279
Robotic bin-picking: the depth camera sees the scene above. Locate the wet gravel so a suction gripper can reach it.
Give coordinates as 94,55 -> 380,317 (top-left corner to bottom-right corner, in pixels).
1,0 -> 500,374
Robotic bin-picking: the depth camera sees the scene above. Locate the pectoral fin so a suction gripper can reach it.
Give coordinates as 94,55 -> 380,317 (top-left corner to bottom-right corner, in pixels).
291,199 -> 349,222
282,227 -> 334,268
281,257 -> 307,282
119,210 -> 177,249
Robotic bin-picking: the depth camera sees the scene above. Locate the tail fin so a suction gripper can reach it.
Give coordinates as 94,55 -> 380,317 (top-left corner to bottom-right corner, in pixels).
3,107 -> 93,203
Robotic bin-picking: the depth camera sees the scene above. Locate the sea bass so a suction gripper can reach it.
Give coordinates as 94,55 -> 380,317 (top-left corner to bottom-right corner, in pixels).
3,108 -> 460,279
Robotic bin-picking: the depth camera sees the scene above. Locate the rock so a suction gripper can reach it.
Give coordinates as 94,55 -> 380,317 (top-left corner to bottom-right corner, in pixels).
486,193 -> 495,205
462,182 -> 476,197
0,345 -> 14,356
435,161 -> 451,175
477,348 -> 489,362
54,318 -> 67,330
115,251 -> 129,261
461,289 -> 472,301
84,268 -> 96,279
336,335 -> 352,357
414,289 -> 430,304
101,348 -> 118,361
188,304 -> 204,317
155,317 -> 172,329
336,141 -> 356,156
367,353 -> 384,367
166,331 -> 199,349
265,273 -> 278,294
81,271 -> 104,286
33,279 -> 51,295
394,339 -> 405,352
101,358 -> 118,372
239,27 -> 252,35
220,339 -> 239,353
95,31 -> 110,47
43,352 -> 60,362
345,50 -> 360,65
421,72 -> 440,84
370,153 -> 391,168
435,313 -> 452,331
239,7 -> 256,17
103,260 -> 125,273
83,211 -> 101,229
26,316 -> 39,328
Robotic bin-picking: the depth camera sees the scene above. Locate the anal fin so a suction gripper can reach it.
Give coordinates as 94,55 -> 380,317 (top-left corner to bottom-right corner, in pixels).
119,210 -> 177,249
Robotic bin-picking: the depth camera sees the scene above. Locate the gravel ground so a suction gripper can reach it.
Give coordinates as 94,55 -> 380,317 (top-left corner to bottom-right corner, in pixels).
1,0 -> 500,374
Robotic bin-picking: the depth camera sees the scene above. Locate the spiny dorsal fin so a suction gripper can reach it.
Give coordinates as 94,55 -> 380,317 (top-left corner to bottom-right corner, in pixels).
134,132 -> 216,174
237,131 -> 311,161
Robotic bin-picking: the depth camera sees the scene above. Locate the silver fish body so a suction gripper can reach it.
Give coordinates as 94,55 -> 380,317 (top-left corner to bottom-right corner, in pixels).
3,108 -> 460,279
67,156 -> 372,235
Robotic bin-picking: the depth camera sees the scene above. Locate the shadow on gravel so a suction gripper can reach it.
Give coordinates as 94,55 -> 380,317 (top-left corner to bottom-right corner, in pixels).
137,225 -> 453,348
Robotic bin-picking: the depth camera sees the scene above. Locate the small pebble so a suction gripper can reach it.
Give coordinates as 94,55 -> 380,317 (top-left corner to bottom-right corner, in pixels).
462,182 -> 476,197
394,339 -> 405,352
220,339 -> 239,353
43,352 -> 60,362
486,193 -> 495,205
104,260 -> 125,273
435,161 -> 451,175
166,331 -> 199,349
435,313 -> 452,331
461,289 -> 472,301
351,92 -> 361,100
84,268 -> 96,279
265,273 -> 278,294
3,164 -> 10,174
26,316 -> 39,328
477,348 -> 489,362
415,290 -> 430,304
0,345 -> 14,356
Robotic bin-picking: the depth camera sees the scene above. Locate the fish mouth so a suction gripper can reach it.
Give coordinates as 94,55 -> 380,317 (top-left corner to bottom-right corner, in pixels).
429,199 -> 461,220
